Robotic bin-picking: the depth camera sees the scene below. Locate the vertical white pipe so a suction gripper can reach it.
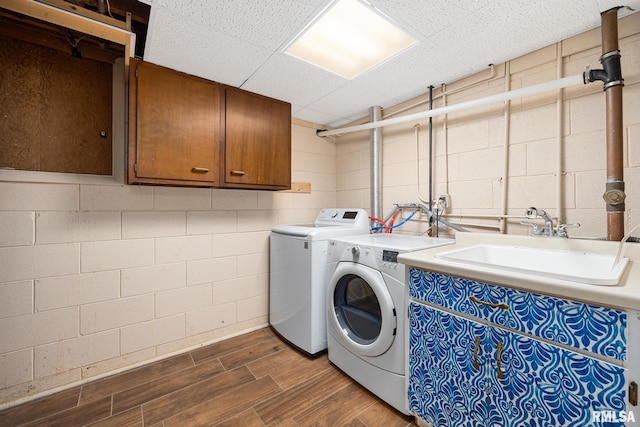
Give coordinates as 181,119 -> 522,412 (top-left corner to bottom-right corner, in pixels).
442,84 -> 449,196
428,86 -> 434,212
500,63 -> 511,234
370,106 -> 383,221
556,42 -> 564,225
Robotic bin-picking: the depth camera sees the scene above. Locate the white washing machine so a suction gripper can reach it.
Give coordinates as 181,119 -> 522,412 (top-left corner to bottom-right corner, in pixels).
326,233 -> 454,414
270,208 -> 369,356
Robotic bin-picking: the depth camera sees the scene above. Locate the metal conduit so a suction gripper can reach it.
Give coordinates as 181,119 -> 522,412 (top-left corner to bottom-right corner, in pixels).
370,106 -> 383,222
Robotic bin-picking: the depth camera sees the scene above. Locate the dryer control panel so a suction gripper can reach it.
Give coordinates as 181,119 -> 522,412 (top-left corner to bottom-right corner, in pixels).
382,250 -> 400,263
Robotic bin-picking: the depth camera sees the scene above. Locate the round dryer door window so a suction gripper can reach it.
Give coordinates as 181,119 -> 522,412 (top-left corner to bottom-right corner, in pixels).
328,263 -> 396,357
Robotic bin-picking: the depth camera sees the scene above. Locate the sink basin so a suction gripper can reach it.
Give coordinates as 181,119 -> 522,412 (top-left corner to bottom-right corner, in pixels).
435,244 -> 629,286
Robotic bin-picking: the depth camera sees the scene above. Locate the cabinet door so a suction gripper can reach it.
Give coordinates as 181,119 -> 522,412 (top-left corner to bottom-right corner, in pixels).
487,326 -> 627,427
410,301 -> 627,427
223,88 -> 291,189
128,59 -> 221,186
408,301 -> 487,427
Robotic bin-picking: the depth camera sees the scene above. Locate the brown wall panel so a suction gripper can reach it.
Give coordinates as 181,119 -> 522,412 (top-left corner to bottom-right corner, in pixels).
0,33 -> 113,175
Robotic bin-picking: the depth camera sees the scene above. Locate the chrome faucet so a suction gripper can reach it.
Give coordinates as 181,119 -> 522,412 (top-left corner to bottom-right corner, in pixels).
521,207 -> 580,237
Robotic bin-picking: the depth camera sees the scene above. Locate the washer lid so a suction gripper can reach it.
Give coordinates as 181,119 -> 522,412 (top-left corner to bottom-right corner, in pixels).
271,208 -> 369,239
271,224 -> 366,239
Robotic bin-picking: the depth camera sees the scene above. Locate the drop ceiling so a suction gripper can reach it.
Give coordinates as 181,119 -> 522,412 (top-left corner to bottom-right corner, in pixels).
139,0 -> 637,128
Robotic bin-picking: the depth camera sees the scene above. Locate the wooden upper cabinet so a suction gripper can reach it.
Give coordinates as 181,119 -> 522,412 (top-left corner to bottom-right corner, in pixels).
127,59 -> 291,189
222,88 -> 291,190
128,58 -> 221,186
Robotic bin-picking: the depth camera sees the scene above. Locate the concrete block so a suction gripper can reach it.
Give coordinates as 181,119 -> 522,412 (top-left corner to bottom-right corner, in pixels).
80,295 -> 154,334
186,257 -> 236,286
155,284 -> 212,318
0,280 -> 33,318
81,239 -> 154,273
0,308 -> 78,353
0,212 -> 35,247
0,350 -> 32,389
121,263 -> 186,297
34,330 -> 119,377
35,271 -> 120,311
122,211 -> 186,239
120,315 -> 185,354
155,235 -> 212,264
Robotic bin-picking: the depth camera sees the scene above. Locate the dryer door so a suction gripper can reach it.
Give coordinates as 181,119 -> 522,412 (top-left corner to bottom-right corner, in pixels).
328,262 -> 396,357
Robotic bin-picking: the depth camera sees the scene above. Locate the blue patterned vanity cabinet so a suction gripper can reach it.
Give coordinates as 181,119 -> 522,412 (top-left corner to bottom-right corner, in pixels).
408,268 -> 629,427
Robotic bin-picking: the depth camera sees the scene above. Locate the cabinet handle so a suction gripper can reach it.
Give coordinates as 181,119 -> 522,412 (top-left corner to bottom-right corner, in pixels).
469,296 -> 509,310
496,341 -> 504,379
473,336 -> 480,371
191,167 -> 209,174
230,170 -> 246,176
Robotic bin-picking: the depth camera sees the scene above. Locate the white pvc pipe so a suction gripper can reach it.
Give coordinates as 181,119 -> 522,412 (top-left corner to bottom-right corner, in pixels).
317,74 -> 585,137
500,62 -> 511,234
556,43 -> 565,225
370,106 -> 383,221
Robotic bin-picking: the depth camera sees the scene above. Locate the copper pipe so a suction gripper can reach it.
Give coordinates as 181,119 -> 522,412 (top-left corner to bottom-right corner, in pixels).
601,7 -> 625,241
609,213 -> 625,241
606,85 -> 624,179
601,8 -> 620,52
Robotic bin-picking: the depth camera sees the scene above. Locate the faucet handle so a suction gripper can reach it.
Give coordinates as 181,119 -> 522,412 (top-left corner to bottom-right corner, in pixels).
521,221 -> 541,235
556,222 -> 580,237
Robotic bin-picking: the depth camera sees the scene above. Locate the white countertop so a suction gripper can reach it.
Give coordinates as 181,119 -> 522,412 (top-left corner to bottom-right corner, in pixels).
398,232 -> 640,311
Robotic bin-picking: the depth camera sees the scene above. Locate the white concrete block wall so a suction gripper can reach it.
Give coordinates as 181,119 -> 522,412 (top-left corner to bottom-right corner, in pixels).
336,17 -> 639,239
0,122 -> 336,406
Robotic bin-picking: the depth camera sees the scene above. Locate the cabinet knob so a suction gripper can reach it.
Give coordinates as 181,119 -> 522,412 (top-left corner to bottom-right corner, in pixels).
473,336 -> 480,371
191,167 -> 209,174
230,170 -> 246,176
496,341 -> 504,379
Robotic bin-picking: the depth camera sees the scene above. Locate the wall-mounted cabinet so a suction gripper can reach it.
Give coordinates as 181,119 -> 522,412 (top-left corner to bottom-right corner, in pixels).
128,58 -> 221,186
223,88 -> 291,190
128,59 -> 291,190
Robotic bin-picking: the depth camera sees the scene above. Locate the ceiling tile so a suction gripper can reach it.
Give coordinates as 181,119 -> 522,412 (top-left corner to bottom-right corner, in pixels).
305,83 -> 401,123
155,0 -> 329,51
371,0 -> 491,39
427,0 -> 609,69
354,43 -> 475,102
144,5 -> 273,86
293,106 -> 347,127
240,53 -> 347,107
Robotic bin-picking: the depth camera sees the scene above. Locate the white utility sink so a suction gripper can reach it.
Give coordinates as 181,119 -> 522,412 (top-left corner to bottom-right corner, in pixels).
435,244 -> 630,286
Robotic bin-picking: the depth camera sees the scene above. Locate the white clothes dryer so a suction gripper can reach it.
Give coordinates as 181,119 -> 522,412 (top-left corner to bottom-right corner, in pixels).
270,208 -> 369,356
326,233 -> 454,414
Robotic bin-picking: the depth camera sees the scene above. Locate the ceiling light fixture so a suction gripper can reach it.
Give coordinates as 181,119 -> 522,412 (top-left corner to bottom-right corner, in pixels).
284,0 -> 417,80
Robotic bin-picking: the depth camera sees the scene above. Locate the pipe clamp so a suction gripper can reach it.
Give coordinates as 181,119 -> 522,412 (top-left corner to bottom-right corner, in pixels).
604,181 -> 626,211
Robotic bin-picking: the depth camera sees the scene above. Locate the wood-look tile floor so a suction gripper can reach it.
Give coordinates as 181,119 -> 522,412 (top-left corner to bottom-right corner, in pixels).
0,327 -> 417,427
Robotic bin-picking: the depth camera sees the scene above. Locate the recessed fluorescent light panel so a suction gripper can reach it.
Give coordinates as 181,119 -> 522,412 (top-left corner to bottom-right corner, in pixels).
285,0 -> 417,80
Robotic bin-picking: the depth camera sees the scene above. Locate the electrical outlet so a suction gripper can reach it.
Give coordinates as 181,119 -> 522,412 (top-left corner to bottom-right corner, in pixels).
439,194 -> 450,208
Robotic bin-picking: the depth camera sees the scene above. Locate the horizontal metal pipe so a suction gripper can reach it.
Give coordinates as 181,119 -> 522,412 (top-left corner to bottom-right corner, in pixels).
317,74 -> 585,137
440,213 -> 529,219
410,217 -> 500,231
